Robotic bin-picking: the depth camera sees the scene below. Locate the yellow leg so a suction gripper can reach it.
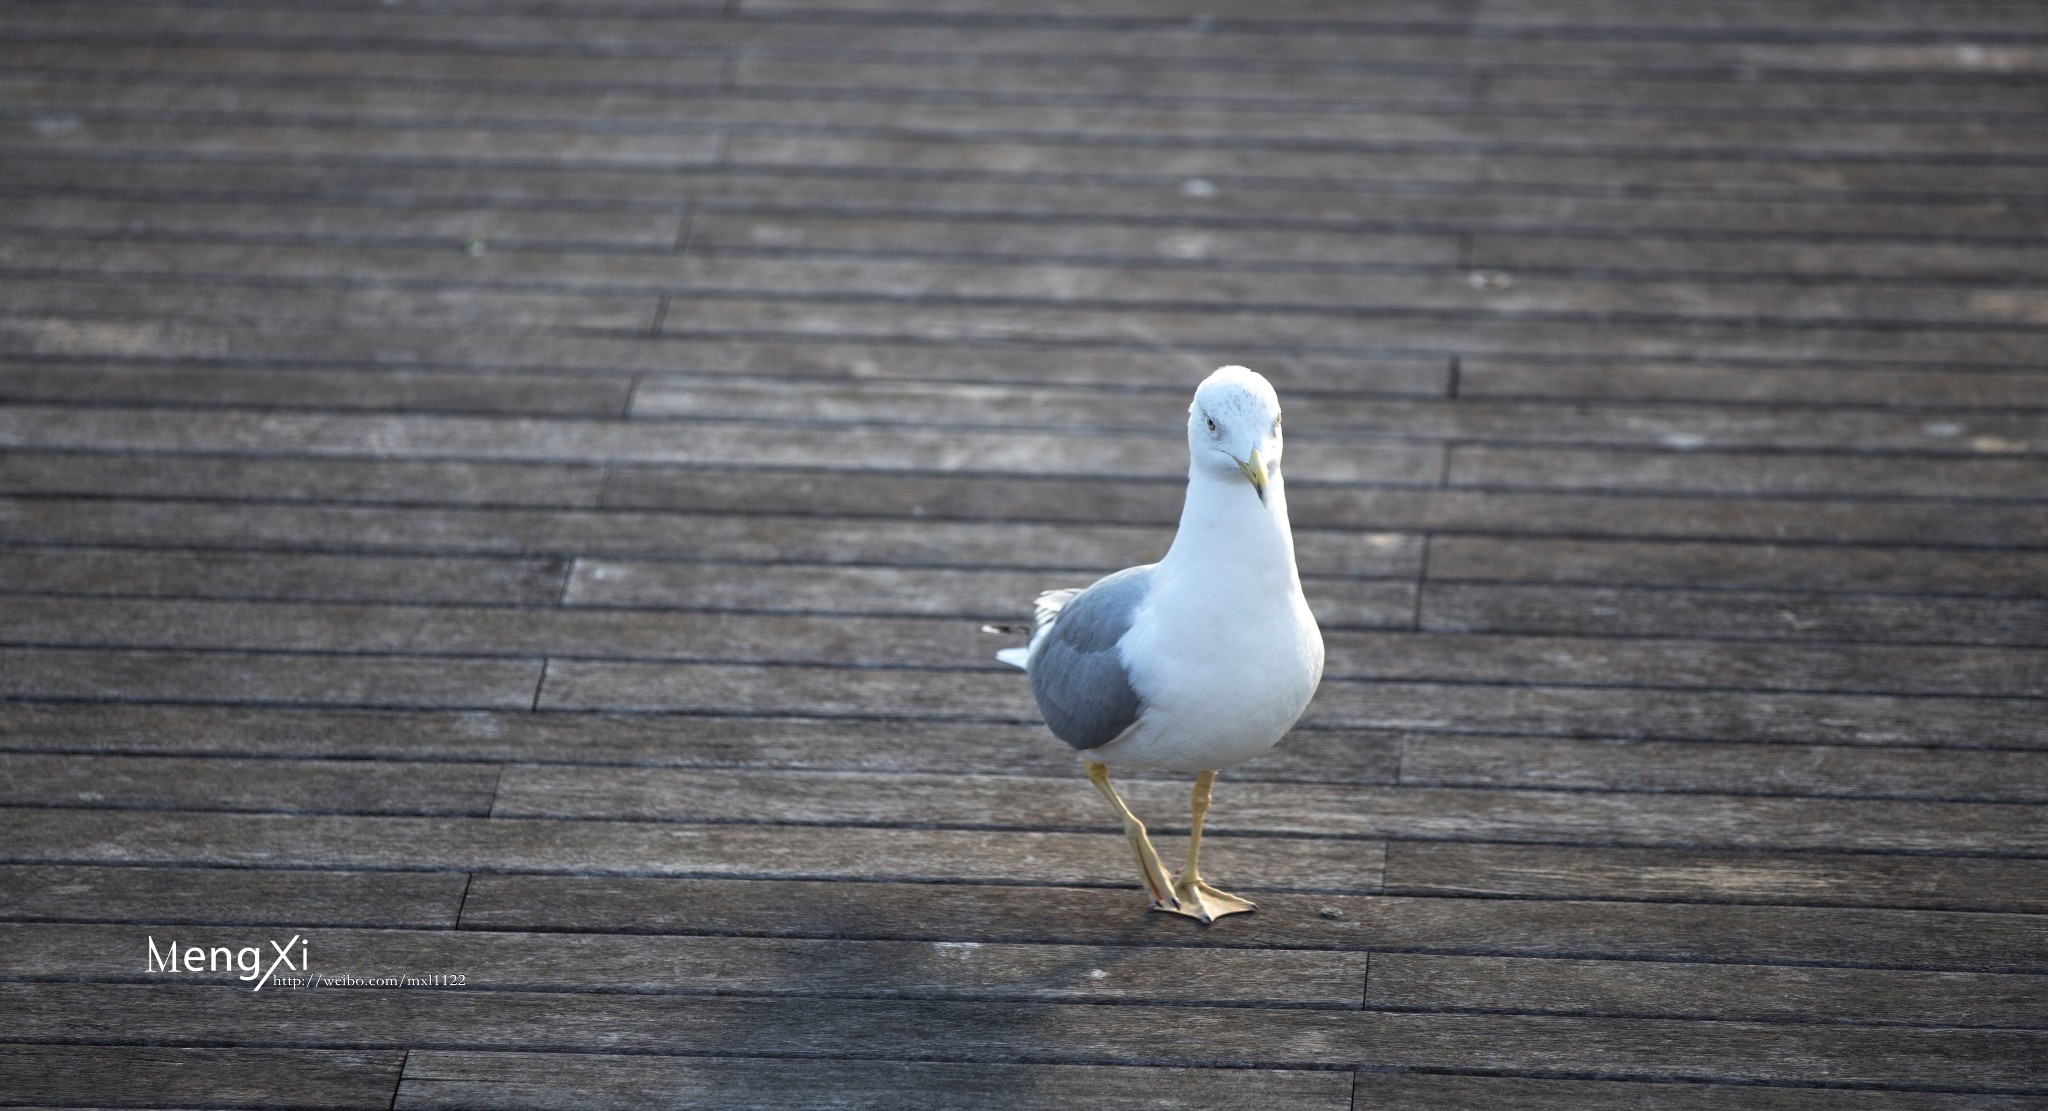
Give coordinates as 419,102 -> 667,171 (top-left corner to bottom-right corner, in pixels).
1169,771 -> 1257,923
1085,759 -> 1179,911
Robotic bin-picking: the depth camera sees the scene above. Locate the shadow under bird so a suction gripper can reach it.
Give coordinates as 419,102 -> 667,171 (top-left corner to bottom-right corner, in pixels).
995,365 -> 1325,922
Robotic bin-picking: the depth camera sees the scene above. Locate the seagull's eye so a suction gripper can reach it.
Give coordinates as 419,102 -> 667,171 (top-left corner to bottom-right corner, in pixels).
1205,416 -> 1217,433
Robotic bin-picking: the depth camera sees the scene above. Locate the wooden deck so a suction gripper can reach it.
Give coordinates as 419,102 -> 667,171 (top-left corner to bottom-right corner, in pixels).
2,0 -> 2046,1105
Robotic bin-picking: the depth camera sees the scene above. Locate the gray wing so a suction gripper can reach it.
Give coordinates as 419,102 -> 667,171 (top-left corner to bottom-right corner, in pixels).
1027,565 -> 1152,751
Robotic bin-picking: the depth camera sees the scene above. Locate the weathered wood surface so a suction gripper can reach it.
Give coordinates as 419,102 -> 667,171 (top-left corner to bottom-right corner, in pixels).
3,0 -> 2045,1106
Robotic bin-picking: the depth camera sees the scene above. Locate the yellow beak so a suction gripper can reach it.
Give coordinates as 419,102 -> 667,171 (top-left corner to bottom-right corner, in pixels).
1236,448 -> 1269,504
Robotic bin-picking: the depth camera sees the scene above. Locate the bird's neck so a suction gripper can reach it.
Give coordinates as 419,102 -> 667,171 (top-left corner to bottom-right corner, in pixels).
1160,466 -> 1301,593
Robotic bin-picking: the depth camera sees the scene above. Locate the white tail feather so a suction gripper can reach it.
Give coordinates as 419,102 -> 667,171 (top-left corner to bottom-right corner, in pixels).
992,587 -> 1085,671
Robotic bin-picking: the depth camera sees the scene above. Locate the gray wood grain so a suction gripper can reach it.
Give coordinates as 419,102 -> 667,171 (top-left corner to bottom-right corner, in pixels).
0,864 -> 465,927
0,1044 -> 403,1110
1366,952 -> 2048,1027
23,66 -> 2048,161
461,877 -> 2048,972
0,922 -> 1370,1006
12,396 -> 2027,466
0,361 -> 635,415
1428,536 -> 2048,597
1349,1072 -> 2045,1110
528,662 -> 2048,748
398,1052 -> 1352,1111
1400,734 -> 2048,802
1459,359 -> 2048,409
0,809 -> 1391,893
0,646 -> 542,708
24,235 -> 2048,332
490,766 -> 2048,855
0,547 -> 571,606
0,753 -> 502,816
1421,582 -> 2048,647
0,498 -> 1423,578
9,0 -> 2045,59
0,193 -> 684,249
17,595 -> 2037,699
566,556 -> 1417,627
3,983 -> 2041,1088
0,451 -> 606,506
1386,842 -> 2048,913
0,703 -> 1406,784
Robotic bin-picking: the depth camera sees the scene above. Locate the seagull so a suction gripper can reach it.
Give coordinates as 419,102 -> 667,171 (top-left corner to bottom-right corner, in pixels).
995,366 -> 1324,922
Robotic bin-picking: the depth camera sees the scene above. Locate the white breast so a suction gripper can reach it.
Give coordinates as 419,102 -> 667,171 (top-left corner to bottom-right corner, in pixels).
1094,513 -> 1325,773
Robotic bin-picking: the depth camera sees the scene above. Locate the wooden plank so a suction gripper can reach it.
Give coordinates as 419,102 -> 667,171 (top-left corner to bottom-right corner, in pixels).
1486,73 -> 2048,116
490,766 -> 2048,855
398,1052 -> 1353,1111
650,297 -> 2048,368
1458,360 -> 2048,409
0,499 -> 1427,579
1400,735 -> 2048,802
1474,234 -> 2048,283
10,399 -> 2044,468
17,69 -> 2048,162
1449,445 -> 2048,501
1421,583 -> 2048,647
0,195 -> 683,249
0,39 -> 729,88
4,118 -> 726,168
694,198 -> 2048,265
463,876 -> 2048,972
30,597 -> 2035,699
692,211 -> 1462,268
0,547 -> 571,606
0,753 -> 501,816
1348,1072 -> 2040,1110
0,321 -> 1455,396
626,379 -> 2048,454
3,983 -> 2041,1089
0,704 -> 1405,785
1470,0 -> 2048,34
0,1045 -> 403,1110
733,54 -> 2048,117
0,922 -> 1371,1006
0,452 -> 607,506
1320,681 -> 2048,749
11,152 -> 2048,260
7,453 -> 2042,551
1428,536 -> 2048,596
1366,952 -> 2048,1027
0,596 -> 1025,669
3,306 -> 2033,428
1328,630 -> 2048,698
9,0 -> 2048,71
600,471 -> 2048,548
0,809 -> 1392,892
0,647 -> 543,709
1385,842 -> 2048,913
533,660 -> 2048,749
0,863 -> 465,927
0,361 -> 636,415
25,237 -> 2048,332
0,405 -> 1442,486
566,557 -> 1418,627
749,0 -> 2048,36
718,132 -> 2048,218
0,277 -> 660,332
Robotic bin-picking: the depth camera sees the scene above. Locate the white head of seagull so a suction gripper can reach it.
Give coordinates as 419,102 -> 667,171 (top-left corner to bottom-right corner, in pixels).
1187,364 -> 1284,506
993,364 -> 1323,924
